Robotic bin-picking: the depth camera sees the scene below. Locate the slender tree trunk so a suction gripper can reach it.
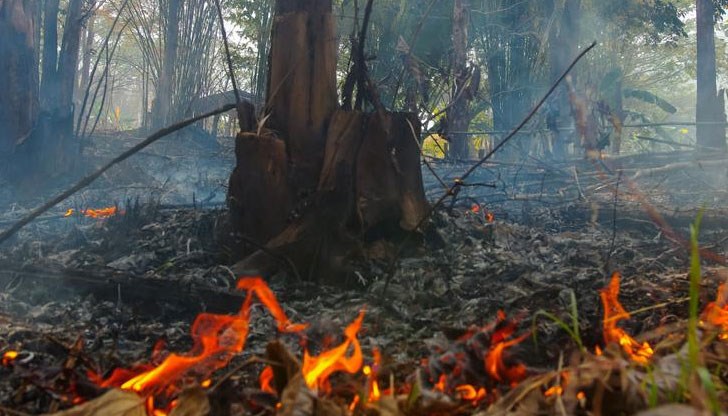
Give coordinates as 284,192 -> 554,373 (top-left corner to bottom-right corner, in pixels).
547,0 -> 581,159
78,13 -> 96,108
40,0 -> 60,108
696,0 -> 726,152
57,0 -> 84,116
153,0 -> 180,129
447,0 -> 472,160
0,0 -> 39,158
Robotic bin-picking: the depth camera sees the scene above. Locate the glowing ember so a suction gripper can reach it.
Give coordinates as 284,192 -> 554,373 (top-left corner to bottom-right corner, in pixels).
2,350 -> 18,366
456,384 -> 486,402
700,283 -> 728,340
302,310 -> 365,390
543,385 -> 562,397
93,277 -> 305,401
543,372 -> 569,397
599,272 -> 654,364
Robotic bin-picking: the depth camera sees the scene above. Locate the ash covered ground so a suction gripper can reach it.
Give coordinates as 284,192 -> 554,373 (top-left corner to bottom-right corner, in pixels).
1,132 -> 728,414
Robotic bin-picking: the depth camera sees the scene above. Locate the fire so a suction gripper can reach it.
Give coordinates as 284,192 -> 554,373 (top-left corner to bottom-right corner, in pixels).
302,310 -> 365,390
599,272 -> 654,364
2,350 -> 18,366
93,277 -> 305,401
259,366 -> 276,394
486,212 -> 495,223
485,311 -> 528,384
543,371 -> 569,398
700,283 -> 728,340
363,348 -> 382,401
64,206 -> 121,219
456,384 -> 487,402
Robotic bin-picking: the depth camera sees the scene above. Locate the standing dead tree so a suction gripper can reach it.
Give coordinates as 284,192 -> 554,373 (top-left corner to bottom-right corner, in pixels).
228,0 -> 429,283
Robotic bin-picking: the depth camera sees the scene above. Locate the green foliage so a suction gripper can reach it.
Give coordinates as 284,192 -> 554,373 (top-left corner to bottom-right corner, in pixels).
532,289 -> 584,351
623,88 -> 678,114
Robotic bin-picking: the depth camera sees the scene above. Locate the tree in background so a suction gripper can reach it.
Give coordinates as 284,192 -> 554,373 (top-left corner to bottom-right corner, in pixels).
696,0 -> 727,152
0,0 -> 38,162
0,0 -> 92,180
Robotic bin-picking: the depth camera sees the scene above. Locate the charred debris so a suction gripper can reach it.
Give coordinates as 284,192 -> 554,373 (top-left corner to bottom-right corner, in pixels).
1,0 -> 728,415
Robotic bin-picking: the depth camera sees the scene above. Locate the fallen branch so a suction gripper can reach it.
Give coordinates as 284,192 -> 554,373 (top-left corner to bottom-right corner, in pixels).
632,157 -> 728,180
0,103 -> 236,246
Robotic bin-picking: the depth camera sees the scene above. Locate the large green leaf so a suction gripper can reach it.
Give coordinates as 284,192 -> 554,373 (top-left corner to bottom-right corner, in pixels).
623,88 -> 678,114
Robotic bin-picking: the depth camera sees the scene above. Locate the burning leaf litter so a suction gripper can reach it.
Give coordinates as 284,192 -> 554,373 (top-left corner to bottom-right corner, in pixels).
63,206 -> 123,219
2,204 -> 728,414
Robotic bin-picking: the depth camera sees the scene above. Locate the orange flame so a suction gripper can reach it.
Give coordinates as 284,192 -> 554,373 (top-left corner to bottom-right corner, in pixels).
455,384 -> 486,403
543,371 -> 569,397
486,212 -> 495,223
599,272 -> 653,364
2,350 -> 18,366
701,283 -> 728,340
64,206 -> 121,219
363,348 -> 381,401
302,310 -> 365,390
84,207 -> 119,219
484,311 -> 528,384
94,277 -> 305,399
259,366 -> 276,394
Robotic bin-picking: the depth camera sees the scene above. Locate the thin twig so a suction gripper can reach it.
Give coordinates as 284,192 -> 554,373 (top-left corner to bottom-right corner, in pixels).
0,104 -> 236,246
605,170 -> 622,271
212,0 -> 241,106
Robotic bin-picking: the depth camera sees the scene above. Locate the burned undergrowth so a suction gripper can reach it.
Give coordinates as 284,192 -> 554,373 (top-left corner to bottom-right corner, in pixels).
1,159 -> 728,415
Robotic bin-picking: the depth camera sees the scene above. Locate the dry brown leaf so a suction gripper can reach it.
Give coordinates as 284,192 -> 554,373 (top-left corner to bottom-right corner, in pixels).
169,387 -> 210,416
278,374 -> 315,416
45,389 -> 145,416
367,396 -> 405,416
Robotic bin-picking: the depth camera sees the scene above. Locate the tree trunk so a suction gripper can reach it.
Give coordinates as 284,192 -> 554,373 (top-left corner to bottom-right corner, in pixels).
546,0 -> 581,159
78,12 -> 96,109
446,0 -> 473,160
696,0 -> 726,153
14,0 -> 87,178
40,0 -> 60,108
153,0 -> 180,130
228,0 -> 429,283
0,0 -> 39,159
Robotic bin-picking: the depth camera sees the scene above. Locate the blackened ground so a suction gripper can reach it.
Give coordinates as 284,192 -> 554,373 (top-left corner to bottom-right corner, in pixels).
1,137 -> 728,414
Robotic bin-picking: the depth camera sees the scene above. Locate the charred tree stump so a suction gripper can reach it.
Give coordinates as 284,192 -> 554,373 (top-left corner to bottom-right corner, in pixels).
227,0 -> 428,283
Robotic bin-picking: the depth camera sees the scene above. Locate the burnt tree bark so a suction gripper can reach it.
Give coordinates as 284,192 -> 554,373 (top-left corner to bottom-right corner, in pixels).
696,0 -> 726,153
228,0 -> 428,283
0,0 -> 39,160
